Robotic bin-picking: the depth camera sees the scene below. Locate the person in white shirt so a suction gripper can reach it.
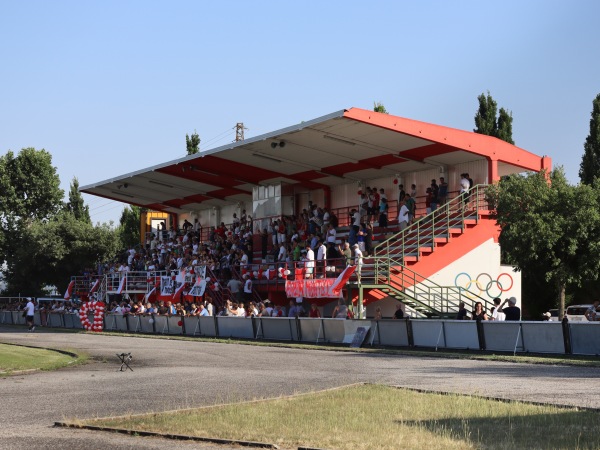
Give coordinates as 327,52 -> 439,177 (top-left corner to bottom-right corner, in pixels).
491,298 -> 505,321
352,209 -> 361,228
353,244 -> 363,283
24,298 -> 36,332
326,224 -> 337,245
205,300 -> 214,316
240,251 -> 249,268
316,240 -> 327,278
305,245 -> 315,278
277,243 -> 287,262
243,275 -> 253,302
398,200 -> 410,230
460,173 -> 470,209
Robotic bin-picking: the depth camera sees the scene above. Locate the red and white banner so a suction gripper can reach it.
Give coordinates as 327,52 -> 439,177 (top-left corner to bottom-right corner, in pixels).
144,286 -> 157,302
64,280 -> 75,299
144,281 -> 161,301
285,278 -> 343,299
89,279 -> 100,294
172,281 -> 187,299
330,266 -> 356,296
117,275 -> 126,294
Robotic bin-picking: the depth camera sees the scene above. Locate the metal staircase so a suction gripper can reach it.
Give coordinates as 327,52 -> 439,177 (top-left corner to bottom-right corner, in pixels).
356,185 -> 494,317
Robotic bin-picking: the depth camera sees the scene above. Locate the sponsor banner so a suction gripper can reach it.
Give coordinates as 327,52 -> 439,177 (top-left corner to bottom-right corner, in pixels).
285,279 -> 342,299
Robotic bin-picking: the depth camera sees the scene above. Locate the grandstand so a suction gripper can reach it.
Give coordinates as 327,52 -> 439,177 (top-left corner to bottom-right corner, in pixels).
76,107 -> 550,318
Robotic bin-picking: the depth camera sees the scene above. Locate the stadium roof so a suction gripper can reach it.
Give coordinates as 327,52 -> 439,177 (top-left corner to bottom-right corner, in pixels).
80,107 -> 550,214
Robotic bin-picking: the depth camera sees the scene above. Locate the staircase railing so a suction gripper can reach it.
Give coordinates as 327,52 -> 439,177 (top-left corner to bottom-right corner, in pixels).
97,276 -> 108,303
374,185 -> 487,261
366,256 -> 493,316
364,185 -> 492,316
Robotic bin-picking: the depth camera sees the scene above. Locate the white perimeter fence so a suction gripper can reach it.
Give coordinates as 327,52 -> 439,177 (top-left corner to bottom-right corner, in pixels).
2,311 -> 598,356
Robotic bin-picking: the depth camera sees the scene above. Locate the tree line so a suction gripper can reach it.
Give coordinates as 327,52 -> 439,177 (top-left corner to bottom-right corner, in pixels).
0,149 -> 141,296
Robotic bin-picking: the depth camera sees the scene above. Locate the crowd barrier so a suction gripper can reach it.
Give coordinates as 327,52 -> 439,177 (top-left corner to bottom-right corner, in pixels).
2,310 -> 600,356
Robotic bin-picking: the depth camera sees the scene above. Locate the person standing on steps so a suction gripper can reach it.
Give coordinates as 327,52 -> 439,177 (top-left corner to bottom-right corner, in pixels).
353,243 -> 363,283
438,177 -> 448,205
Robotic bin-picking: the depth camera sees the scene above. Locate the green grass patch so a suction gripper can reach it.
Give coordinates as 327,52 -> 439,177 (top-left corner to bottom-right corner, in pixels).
0,343 -> 84,375
84,384 -> 600,449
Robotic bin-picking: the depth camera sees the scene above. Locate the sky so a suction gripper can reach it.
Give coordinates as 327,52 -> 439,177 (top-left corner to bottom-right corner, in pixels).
1,0 -> 599,225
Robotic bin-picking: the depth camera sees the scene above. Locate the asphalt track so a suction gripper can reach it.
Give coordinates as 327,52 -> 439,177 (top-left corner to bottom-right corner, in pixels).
1,325 -> 600,449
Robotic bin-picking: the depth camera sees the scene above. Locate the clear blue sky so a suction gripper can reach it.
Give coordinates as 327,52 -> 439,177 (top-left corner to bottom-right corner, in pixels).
1,0 -> 599,225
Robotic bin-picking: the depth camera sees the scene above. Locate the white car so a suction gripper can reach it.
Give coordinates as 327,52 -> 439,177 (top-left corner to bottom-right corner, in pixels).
566,304 -> 600,322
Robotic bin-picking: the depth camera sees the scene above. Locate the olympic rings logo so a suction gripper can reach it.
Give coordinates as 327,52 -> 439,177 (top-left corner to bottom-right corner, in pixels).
454,272 -> 513,299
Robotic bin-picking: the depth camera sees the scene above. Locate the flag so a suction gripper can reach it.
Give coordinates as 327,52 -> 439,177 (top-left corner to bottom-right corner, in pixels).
173,281 -> 186,300
117,275 -> 126,294
89,279 -> 100,294
330,266 -> 356,296
144,287 -> 156,301
144,280 -> 161,301
64,280 -> 75,299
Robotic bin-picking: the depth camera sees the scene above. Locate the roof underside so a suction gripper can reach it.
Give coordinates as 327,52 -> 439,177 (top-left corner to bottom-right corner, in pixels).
81,107 -> 547,214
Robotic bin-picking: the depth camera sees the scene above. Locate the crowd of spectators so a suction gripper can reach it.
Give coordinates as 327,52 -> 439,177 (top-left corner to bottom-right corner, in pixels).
0,299 -> 79,314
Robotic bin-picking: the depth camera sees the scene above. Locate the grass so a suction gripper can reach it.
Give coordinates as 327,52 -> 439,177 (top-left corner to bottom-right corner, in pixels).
0,343 -> 85,375
84,384 -> 600,450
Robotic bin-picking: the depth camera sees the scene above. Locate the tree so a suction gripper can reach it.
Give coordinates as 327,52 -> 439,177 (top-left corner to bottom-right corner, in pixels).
186,130 -> 200,155
0,148 -> 63,223
496,108 -> 515,145
0,148 -> 120,295
118,205 -> 144,249
0,148 -> 64,293
373,102 -> 388,114
486,168 -> 600,319
65,177 -> 91,223
474,92 -> 514,144
7,211 -> 120,295
474,92 -> 498,137
579,93 -> 600,184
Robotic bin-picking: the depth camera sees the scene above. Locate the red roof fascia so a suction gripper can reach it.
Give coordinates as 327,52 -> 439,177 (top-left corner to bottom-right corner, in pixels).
344,108 -> 549,172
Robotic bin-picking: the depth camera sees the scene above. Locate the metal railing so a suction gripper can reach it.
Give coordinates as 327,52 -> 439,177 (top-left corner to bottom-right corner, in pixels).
356,185 -> 493,317
375,185 -> 487,260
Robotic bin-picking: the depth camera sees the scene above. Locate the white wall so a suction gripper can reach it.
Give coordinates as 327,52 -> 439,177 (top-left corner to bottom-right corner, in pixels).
426,238 -> 522,307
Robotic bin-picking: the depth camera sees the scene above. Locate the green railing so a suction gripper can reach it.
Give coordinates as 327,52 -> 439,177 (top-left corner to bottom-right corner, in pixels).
360,185 -> 493,317
374,184 -> 487,260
